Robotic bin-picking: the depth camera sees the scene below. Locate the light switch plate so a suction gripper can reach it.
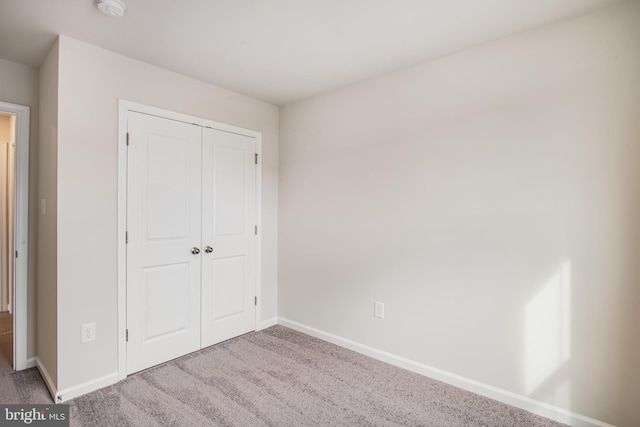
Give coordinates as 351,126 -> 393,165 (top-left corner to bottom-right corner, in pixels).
374,301 -> 384,319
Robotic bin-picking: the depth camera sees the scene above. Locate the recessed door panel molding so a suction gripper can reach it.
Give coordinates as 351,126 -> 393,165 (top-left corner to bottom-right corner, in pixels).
214,144 -> 247,236
126,112 -> 202,375
144,133 -> 191,241
213,256 -> 246,320
143,262 -> 190,341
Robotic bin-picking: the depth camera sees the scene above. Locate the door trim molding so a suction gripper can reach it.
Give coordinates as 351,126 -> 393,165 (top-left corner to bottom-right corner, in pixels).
117,100 -> 262,380
0,101 -> 30,371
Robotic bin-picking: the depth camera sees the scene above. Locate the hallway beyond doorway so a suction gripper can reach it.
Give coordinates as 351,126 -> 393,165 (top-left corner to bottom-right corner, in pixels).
0,311 -> 13,374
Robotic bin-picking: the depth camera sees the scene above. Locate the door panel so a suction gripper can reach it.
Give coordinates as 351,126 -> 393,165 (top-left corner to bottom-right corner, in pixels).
214,145 -> 247,236
201,128 -> 256,347
143,262 -> 190,340
145,135 -> 190,240
213,256 -> 246,319
127,112 -> 202,374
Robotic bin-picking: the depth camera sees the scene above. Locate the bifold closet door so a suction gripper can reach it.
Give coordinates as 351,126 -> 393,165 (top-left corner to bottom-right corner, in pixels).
126,112 -> 202,375
201,128 -> 256,347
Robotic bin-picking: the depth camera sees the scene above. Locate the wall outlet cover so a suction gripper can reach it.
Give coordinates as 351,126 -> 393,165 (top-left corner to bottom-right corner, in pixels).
81,323 -> 96,343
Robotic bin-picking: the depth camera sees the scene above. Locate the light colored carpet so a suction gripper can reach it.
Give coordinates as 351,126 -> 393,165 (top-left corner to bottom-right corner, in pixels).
65,326 -> 565,427
0,320 -> 567,426
0,311 -> 54,405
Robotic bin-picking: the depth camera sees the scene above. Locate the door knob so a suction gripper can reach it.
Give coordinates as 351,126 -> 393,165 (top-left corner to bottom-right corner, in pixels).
204,246 -> 213,253
191,247 -> 200,255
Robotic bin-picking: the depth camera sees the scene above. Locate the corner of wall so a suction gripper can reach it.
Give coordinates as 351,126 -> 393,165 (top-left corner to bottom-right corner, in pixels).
36,36 -> 60,388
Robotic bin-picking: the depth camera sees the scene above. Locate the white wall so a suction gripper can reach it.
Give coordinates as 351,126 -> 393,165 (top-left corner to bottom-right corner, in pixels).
37,39 -> 59,384
279,2 -> 640,426
54,36 -> 279,391
0,57 -> 39,361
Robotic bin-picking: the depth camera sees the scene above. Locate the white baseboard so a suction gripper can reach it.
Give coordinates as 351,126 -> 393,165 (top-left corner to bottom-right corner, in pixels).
35,356 -> 119,403
26,357 -> 37,369
258,317 -> 278,330
35,357 -> 58,403
277,317 -> 614,427
56,372 -> 119,403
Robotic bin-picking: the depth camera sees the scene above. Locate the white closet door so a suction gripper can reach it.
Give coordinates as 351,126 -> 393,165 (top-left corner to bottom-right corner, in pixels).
126,112 -> 202,374
201,128 -> 256,347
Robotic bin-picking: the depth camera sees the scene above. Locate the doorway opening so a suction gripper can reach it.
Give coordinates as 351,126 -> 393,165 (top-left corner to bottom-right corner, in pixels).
0,112 -> 16,372
0,101 -> 30,372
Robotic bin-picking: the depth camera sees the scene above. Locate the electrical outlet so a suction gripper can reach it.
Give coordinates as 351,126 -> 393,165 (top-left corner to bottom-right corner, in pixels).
374,301 -> 384,319
81,323 -> 96,343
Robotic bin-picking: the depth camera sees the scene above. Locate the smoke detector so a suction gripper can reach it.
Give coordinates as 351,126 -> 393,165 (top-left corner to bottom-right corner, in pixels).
97,0 -> 126,17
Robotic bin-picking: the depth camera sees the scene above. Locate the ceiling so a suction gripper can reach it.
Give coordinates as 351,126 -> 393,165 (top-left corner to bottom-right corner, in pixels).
0,0 -> 622,105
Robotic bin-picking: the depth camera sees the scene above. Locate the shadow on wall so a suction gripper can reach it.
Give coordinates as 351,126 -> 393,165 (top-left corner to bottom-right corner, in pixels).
524,261 -> 571,407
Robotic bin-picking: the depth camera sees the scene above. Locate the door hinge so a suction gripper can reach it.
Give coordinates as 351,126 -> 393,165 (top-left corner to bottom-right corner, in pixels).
254,296 -> 257,306
126,132 -> 130,146
254,225 -> 257,235
255,153 -> 258,165
126,329 -> 129,342
15,251 -> 18,258
125,231 -> 129,244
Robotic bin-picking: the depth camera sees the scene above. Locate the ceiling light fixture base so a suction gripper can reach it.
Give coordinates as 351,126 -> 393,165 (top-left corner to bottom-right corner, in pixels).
97,0 -> 126,17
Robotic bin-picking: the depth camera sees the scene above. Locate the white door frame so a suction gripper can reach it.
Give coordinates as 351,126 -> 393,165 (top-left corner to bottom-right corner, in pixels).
0,101 -> 30,371
117,100 -> 262,380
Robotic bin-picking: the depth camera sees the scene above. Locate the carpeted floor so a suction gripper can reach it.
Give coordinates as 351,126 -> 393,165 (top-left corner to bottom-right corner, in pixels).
1,322 -> 567,426
0,311 -> 54,405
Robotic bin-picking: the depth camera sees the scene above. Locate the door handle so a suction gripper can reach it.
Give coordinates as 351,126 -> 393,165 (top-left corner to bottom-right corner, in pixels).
191,247 -> 200,255
204,246 -> 213,253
